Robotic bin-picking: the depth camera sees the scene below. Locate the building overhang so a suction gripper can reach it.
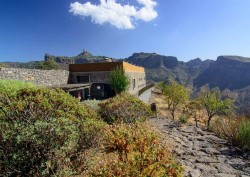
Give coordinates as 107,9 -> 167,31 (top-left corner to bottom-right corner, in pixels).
51,84 -> 91,92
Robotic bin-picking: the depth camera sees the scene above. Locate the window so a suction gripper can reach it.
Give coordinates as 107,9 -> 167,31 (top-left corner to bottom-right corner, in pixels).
77,75 -> 90,83
133,79 -> 136,89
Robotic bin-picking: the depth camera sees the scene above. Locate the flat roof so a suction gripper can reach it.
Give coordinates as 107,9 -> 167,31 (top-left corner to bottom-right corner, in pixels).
69,61 -> 144,73
51,84 -> 91,92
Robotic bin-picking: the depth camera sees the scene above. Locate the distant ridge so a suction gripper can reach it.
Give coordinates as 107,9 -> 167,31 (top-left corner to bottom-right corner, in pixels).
194,55 -> 250,90
219,55 -> 250,62
45,49 -> 116,64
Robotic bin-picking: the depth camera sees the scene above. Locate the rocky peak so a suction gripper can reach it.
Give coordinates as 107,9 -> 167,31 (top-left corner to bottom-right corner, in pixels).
79,49 -> 92,57
186,58 -> 203,67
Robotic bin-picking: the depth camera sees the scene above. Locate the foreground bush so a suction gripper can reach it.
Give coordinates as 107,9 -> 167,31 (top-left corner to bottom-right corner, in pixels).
98,93 -> 153,124
239,119 -> 250,150
89,123 -> 183,177
212,116 -> 250,151
83,99 -> 100,112
0,80 -> 105,176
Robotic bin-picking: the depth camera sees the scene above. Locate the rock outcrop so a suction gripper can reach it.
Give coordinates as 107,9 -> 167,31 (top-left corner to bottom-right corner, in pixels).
125,52 -> 179,69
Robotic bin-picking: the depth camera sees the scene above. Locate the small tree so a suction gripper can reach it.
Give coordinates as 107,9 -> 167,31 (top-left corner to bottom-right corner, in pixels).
109,66 -> 130,95
156,81 -> 166,94
185,100 -> 203,127
199,87 -> 234,129
38,60 -> 59,70
163,81 -> 189,120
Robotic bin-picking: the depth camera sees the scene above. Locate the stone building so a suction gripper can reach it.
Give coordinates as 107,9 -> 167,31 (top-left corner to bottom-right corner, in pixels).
68,61 -> 146,100
0,61 -> 146,101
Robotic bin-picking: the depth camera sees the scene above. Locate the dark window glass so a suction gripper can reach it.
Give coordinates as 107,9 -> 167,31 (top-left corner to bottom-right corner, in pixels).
77,76 -> 90,83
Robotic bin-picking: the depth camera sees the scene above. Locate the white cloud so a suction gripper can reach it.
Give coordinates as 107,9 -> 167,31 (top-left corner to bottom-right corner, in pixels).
69,0 -> 158,29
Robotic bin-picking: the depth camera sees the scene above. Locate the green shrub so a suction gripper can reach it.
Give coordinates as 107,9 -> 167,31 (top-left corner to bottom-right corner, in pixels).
179,116 -> 188,124
0,63 -> 6,68
239,120 -> 250,150
83,99 -> 100,112
98,93 -> 153,124
109,66 -> 130,94
211,117 -> 240,146
0,80 -> 105,176
90,123 -> 183,177
38,60 -> 59,70
211,116 -> 250,151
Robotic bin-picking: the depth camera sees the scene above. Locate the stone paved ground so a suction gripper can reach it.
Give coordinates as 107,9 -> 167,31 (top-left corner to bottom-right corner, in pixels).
142,88 -> 250,177
149,118 -> 250,177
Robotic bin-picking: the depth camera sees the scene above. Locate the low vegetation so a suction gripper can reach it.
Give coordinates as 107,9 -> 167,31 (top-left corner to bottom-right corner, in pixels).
89,123 -> 183,177
0,80 -> 104,176
99,93 -> 153,124
212,116 -> 250,151
179,116 -> 188,124
0,63 -> 6,68
0,80 -> 183,176
83,99 -> 100,112
38,60 -> 59,70
239,119 -> 250,150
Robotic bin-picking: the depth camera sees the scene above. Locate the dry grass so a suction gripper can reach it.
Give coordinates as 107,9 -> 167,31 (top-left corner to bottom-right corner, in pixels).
150,91 -> 208,128
211,116 -> 250,150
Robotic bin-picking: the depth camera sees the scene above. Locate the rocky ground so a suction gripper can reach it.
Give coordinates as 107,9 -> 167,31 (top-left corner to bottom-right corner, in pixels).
150,118 -> 250,177
139,88 -> 250,177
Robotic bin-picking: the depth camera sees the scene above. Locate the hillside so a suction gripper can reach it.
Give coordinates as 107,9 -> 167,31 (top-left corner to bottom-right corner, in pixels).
0,61 -> 42,69
194,55 -> 250,90
125,53 -> 213,87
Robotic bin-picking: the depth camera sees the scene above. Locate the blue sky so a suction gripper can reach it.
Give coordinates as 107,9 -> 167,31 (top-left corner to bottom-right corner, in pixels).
1,0 -> 250,62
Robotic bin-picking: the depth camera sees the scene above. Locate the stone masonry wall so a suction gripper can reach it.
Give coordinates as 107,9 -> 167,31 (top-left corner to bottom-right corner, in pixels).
126,72 -> 146,95
69,71 -> 110,84
0,68 -> 69,86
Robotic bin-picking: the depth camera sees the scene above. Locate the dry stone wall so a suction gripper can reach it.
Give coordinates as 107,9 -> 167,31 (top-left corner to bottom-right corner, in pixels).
0,68 -> 69,86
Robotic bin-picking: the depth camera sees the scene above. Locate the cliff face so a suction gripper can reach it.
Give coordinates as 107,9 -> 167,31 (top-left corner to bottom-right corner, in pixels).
125,53 -> 179,69
194,56 -> 250,90
185,58 -> 213,69
124,53 -> 213,87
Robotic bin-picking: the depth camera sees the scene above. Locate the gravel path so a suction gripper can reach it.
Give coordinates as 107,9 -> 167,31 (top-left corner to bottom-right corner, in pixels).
149,118 -> 250,177
138,87 -> 154,103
